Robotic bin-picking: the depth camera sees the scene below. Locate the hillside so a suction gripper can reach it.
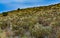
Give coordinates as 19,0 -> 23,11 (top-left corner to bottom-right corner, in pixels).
0,3 -> 60,38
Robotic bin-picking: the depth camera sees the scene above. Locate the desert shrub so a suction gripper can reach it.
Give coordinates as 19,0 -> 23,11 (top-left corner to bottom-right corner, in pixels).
17,16 -> 38,30
12,26 -> 19,31
17,8 -> 20,11
0,29 -> 6,38
29,23 -> 52,38
49,20 -> 60,38
38,17 -> 49,26
2,12 -> 8,16
57,30 -> 60,38
14,28 -> 25,36
0,21 -> 10,30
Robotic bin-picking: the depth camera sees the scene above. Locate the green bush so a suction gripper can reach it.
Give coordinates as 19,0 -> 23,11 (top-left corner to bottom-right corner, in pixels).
2,12 -> 8,16
17,8 -> 20,10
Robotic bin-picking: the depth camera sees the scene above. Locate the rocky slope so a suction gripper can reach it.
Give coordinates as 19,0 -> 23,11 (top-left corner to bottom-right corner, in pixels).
0,3 -> 60,38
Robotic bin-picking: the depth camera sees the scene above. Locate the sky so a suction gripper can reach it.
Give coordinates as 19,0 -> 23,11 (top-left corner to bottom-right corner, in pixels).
0,0 -> 60,13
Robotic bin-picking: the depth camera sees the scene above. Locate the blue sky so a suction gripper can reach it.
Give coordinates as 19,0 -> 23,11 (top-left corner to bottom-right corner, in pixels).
0,0 -> 60,13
